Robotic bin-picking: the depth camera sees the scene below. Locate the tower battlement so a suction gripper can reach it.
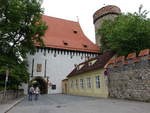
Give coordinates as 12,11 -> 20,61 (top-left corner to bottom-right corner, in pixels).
93,5 -> 121,47
93,5 -> 121,24
105,49 -> 150,69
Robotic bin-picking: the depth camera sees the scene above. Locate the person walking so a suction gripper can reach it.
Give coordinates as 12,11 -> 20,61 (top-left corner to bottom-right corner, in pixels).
28,85 -> 34,101
34,86 -> 40,100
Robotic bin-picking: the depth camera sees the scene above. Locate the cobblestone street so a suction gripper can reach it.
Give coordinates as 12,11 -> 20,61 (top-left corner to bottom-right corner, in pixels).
8,94 -> 150,113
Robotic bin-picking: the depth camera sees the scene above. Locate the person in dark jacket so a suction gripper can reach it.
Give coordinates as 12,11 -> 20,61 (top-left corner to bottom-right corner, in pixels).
28,85 -> 34,101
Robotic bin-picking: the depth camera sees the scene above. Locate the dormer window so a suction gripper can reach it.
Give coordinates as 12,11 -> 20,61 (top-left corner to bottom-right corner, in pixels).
74,64 -> 77,68
88,59 -> 97,66
64,42 -> 68,45
77,64 -> 84,70
83,44 -> 88,48
63,41 -> 68,46
73,30 -> 78,34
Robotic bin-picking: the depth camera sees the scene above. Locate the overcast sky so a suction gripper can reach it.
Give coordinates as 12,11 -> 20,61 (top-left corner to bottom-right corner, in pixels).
42,0 -> 150,43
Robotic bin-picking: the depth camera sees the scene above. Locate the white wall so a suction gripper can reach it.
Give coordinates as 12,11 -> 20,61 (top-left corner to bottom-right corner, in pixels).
27,48 -> 98,94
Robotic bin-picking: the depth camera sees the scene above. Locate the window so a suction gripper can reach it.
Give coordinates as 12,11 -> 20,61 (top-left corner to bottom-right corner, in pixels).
80,79 -> 84,88
75,79 -> 78,89
63,41 -> 68,46
37,64 -> 42,72
52,85 -> 56,90
96,76 -> 100,88
87,77 -> 92,88
83,44 -> 88,48
77,64 -> 84,70
73,30 -> 78,34
88,59 -> 97,66
70,80 -> 74,88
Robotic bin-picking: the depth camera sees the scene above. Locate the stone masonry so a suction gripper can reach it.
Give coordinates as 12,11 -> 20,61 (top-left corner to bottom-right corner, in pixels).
105,49 -> 150,102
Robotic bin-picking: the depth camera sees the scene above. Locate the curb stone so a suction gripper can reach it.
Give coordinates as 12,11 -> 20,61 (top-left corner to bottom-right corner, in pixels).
4,97 -> 25,113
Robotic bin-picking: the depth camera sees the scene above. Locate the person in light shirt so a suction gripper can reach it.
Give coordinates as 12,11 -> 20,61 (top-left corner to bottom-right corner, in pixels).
34,86 -> 40,100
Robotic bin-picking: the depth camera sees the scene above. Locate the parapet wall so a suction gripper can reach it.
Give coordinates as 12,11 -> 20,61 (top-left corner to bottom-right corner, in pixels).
105,49 -> 150,102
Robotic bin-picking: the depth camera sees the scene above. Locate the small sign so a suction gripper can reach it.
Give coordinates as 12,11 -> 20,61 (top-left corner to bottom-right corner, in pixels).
104,70 -> 108,76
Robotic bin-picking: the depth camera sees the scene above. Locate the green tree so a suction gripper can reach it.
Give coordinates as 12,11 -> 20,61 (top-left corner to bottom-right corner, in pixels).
97,5 -> 150,56
0,0 -> 47,90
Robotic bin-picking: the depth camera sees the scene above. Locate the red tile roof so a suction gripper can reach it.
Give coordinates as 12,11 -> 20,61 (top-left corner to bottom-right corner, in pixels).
35,15 -> 100,53
133,58 -> 140,63
67,50 -> 113,77
104,57 -> 116,69
107,57 -> 116,64
116,56 -> 125,62
138,49 -> 149,56
126,53 -> 136,59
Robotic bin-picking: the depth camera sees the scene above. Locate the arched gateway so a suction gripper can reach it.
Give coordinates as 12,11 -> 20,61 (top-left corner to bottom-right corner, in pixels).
30,76 -> 48,94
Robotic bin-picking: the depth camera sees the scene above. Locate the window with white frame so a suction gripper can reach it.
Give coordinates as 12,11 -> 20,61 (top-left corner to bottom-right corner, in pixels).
80,79 -> 84,88
96,76 -> 100,88
75,79 -> 78,89
70,80 -> 74,88
86,77 -> 92,88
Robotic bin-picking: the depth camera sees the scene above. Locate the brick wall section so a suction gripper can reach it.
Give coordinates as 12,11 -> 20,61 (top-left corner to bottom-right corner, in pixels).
105,49 -> 150,102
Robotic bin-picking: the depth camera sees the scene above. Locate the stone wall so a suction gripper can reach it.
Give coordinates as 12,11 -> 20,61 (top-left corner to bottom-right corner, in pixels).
0,89 -> 24,104
106,49 -> 150,102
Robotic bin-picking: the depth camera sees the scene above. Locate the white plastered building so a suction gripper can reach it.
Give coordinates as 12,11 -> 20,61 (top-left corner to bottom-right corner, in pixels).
26,15 -> 100,94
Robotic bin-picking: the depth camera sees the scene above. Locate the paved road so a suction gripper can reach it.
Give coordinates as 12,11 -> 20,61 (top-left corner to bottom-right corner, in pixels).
8,94 -> 150,113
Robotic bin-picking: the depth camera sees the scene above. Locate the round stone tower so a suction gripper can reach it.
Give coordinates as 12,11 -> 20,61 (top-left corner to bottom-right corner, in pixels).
93,5 -> 121,47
